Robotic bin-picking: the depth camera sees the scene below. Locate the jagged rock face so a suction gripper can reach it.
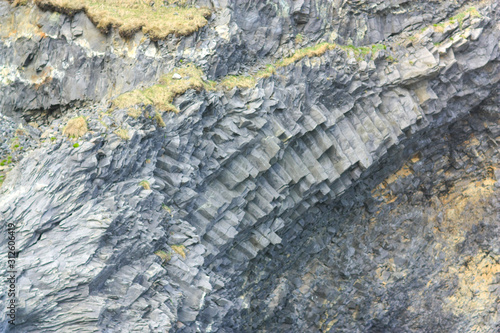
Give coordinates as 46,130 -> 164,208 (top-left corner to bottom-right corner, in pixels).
0,0 -> 479,115
0,0 -> 500,332
0,1 -> 214,117
217,109 -> 500,332
222,0 -> 470,64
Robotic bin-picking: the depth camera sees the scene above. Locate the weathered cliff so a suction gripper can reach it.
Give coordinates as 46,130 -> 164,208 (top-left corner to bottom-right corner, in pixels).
1,0 -> 499,332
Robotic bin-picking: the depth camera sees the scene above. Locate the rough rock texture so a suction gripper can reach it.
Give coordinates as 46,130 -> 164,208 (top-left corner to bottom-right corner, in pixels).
220,108 -> 500,332
0,0 -> 214,117
214,0 -> 471,73
1,0 -> 500,332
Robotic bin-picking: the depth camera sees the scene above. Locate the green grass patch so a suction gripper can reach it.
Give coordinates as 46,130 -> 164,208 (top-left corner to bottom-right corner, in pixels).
0,156 -> 12,166
339,43 -> 386,61
432,7 -> 481,32
371,43 -> 387,53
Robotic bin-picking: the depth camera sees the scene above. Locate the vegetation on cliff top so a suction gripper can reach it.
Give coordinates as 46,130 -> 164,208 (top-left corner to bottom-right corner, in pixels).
33,0 -> 211,39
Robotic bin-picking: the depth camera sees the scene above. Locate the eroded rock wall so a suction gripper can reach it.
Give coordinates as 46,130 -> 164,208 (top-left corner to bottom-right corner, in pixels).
0,0 -> 482,115
217,107 -> 500,332
0,0 -> 499,332
152,5 -> 500,329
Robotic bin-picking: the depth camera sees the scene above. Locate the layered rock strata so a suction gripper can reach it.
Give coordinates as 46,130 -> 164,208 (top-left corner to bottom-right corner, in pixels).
0,0 -> 499,332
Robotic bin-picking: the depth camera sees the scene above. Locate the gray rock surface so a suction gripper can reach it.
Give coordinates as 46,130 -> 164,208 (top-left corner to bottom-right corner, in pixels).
0,0 -> 500,332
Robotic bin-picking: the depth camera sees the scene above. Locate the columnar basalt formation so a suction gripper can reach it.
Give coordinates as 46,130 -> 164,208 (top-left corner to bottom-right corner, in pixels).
0,0 -> 499,332
222,108 -> 500,332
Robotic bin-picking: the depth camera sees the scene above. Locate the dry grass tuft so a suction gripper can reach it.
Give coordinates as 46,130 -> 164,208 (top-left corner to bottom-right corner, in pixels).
220,75 -> 256,90
162,204 -> 173,215
154,111 -> 166,127
139,180 -> 150,190
256,64 -> 277,79
10,0 -> 28,6
114,128 -> 130,140
295,33 -> 304,44
63,116 -> 88,138
113,63 -> 215,112
277,42 -> 336,67
171,244 -> 186,259
34,0 -> 211,39
154,250 -> 171,264
127,107 -> 142,118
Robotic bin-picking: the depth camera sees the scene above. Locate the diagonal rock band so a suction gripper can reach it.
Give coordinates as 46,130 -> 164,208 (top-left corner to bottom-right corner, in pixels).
0,0 -> 499,332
